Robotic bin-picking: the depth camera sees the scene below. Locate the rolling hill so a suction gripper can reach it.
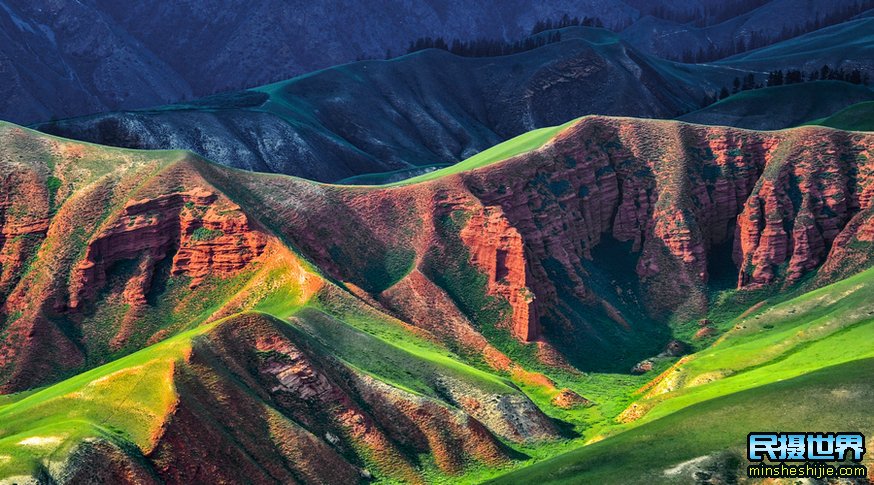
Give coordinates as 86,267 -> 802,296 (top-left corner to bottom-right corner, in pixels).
621,0 -> 874,62
716,17 -> 874,71
678,80 -> 874,129
2,114 -> 874,482
490,265 -> 874,483
0,0 -> 641,125
33,28 -> 743,183
807,100 -> 874,131
4,0 -> 870,125
31,15 -> 874,184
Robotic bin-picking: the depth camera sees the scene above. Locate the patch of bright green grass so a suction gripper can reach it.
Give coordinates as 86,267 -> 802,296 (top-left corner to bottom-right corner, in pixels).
190,227 -> 224,241
488,357 -> 874,484
292,307 -> 514,396
486,267 -> 874,483
336,163 -> 451,185
382,117 -> 582,186
633,267 -> 874,424
0,326 -> 206,478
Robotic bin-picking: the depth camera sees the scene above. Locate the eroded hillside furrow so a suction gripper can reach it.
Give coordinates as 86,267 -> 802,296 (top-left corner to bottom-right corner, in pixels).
0,169 -> 51,302
147,313 -> 533,484
204,117 -> 873,373
0,139 -> 281,392
464,119 -> 775,333
460,120 -> 873,346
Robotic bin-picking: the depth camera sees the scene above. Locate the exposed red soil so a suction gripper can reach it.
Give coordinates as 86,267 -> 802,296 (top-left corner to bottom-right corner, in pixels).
70,187 -> 267,310
459,205 -> 538,340
3,116 -> 873,395
195,117 -> 874,375
0,156 -> 274,391
551,388 -> 592,409
146,313 -> 522,483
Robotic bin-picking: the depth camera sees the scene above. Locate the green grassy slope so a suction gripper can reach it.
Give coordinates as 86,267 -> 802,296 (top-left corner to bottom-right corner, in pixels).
489,357 -> 874,484
489,267 -> 874,483
4,117 -> 874,483
807,101 -> 874,131
0,328 -> 199,478
0,306 -> 535,481
379,118 -> 582,186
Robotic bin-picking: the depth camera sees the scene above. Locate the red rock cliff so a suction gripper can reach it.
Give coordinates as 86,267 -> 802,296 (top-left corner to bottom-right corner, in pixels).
69,187 -> 267,310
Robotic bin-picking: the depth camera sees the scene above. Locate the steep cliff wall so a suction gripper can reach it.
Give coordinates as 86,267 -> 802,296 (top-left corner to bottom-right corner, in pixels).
70,188 -> 267,310
232,117 -> 873,354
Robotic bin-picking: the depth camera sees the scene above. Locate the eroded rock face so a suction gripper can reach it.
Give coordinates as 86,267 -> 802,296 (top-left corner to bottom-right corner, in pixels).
459,205 -> 538,341
459,119 -> 873,337
57,439 -> 160,485
0,170 -> 51,301
170,314 -> 535,483
350,373 -> 508,474
735,130 -> 874,288
436,375 -> 559,443
247,118 -> 873,351
551,388 -> 592,409
69,187 -> 267,310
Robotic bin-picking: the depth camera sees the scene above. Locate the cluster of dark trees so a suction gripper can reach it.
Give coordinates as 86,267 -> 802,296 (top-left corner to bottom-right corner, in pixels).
701,65 -> 870,106
530,14 -> 604,35
766,65 -> 870,86
405,31 -> 562,57
403,13 -> 617,58
676,0 -> 874,63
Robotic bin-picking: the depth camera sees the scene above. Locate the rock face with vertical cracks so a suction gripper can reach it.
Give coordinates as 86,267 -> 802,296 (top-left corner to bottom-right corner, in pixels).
459,206 -> 538,341
455,119 -> 874,341
69,187 -> 268,310
252,117 -> 873,350
735,129 -> 874,288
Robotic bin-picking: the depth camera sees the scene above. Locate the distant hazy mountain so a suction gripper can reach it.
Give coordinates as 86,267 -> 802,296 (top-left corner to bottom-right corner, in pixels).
2,0 -> 870,124
35,28 -> 741,182
620,0 -> 873,61
0,0 -> 637,124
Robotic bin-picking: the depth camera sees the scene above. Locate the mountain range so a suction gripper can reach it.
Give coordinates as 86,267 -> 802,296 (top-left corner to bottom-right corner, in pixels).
2,112 -> 873,481
2,2 -> 874,484
3,0 -> 871,124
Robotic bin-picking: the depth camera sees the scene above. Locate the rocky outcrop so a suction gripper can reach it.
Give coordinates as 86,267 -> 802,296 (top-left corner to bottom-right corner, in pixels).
69,187 -> 267,310
230,117 -> 873,353
459,119 -> 774,333
56,439 -> 161,485
455,119 -> 874,340
0,169 -> 51,301
0,211 -> 49,300
350,373 -> 508,474
735,129 -> 873,288
435,374 -> 559,443
163,313 -> 526,483
459,206 -> 538,341
551,388 -> 592,409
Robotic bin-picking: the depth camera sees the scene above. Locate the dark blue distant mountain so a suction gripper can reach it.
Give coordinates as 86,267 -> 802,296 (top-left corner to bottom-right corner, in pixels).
1,0 -> 870,124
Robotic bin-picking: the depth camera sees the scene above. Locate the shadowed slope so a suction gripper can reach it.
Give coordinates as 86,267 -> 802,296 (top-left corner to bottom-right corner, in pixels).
678,81 -> 874,130
34,29 -> 739,183
808,100 -> 874,131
